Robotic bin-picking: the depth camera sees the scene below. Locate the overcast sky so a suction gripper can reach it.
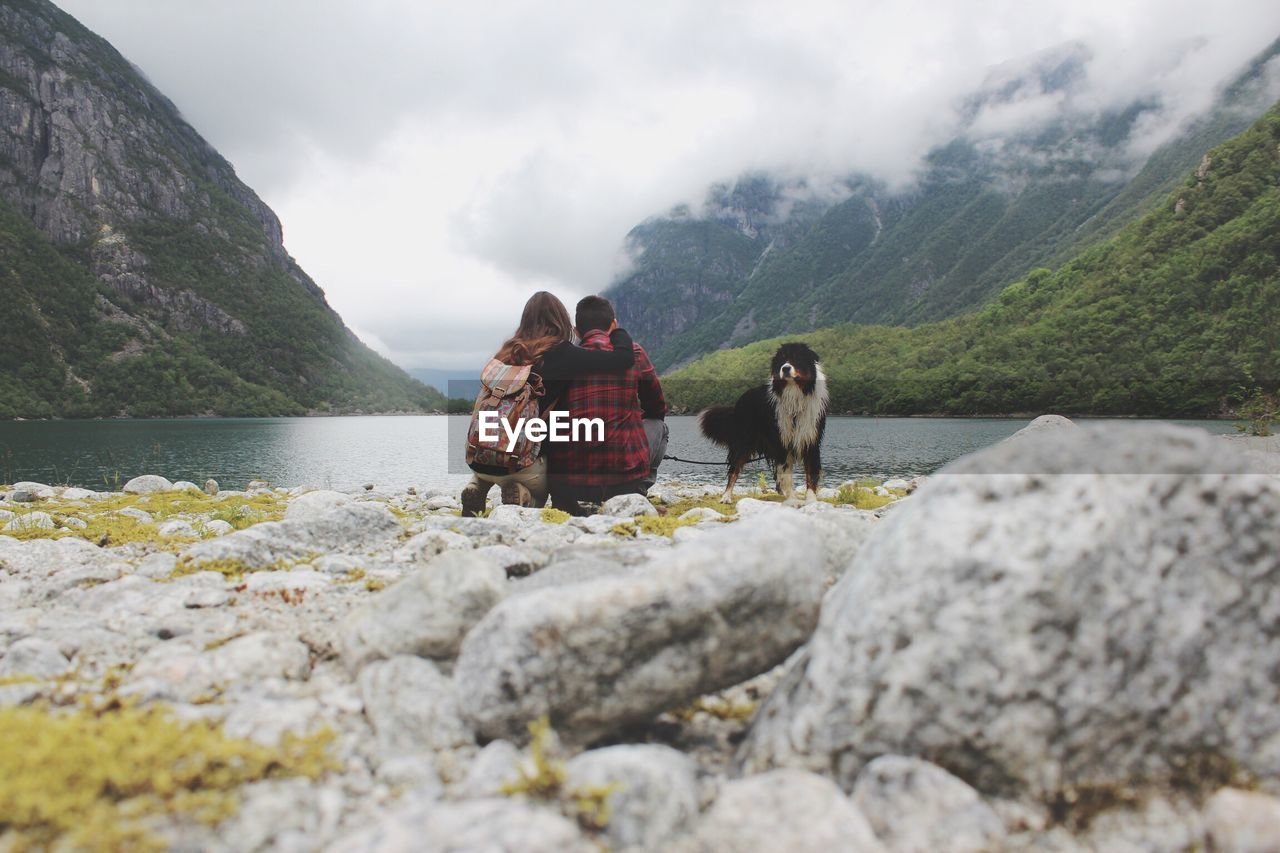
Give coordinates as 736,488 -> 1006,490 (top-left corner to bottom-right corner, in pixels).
56,1 -> 1280,370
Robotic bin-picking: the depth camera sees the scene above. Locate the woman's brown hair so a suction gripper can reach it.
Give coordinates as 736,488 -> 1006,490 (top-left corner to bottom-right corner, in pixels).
493,291 -> 574,365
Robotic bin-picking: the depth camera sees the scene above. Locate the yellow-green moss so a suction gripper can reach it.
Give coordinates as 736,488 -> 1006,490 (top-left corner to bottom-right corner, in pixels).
500,717 -> 566,800
2,491 -> 287,550
0,673 -> 40,687
203,494 -> 288,530
383,502 -> 415,522
168,555 -> 310,581
614,514 -> 686,535
611,515 -> 709,538
2,511 -> 190,550
500,717 -> 620,833
826,484 -> 896,510
540,507 -> 571,524
669,695 -> 758,723
364,578 -> 387,592
650,494 -> 740,518
0,702 -> 335,851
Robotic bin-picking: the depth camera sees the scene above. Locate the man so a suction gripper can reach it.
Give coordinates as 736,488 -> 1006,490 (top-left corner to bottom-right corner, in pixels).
546,295 -> 667,514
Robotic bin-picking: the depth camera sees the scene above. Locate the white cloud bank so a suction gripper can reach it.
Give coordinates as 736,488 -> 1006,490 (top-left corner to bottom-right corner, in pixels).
56,0 -> 1280,368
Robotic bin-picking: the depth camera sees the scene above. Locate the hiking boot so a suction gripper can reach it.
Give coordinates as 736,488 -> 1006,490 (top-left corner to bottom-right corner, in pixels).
500,481 -> 533,507
460,483 -> 487,517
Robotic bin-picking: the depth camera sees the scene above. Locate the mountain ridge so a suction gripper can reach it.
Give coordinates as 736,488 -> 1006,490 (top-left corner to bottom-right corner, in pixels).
609,37 -> 1280,371
0,0 -> 443,418
665,99 -> 1280,417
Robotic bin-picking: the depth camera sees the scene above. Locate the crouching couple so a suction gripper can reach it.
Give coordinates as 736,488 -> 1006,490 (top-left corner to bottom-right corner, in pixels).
461,292 -> 667,517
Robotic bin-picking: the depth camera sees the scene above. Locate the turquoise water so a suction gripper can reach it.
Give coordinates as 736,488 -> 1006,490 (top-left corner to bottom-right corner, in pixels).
0,415 -> 1239,492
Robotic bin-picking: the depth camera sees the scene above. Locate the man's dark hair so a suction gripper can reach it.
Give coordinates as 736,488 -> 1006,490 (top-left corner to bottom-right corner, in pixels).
575,295 -> 616,335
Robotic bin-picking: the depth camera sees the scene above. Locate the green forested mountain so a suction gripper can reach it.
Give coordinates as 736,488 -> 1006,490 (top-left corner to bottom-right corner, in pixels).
0,0 -> 444,418
611,39 -> 1280,371
666,101 -> 1280,417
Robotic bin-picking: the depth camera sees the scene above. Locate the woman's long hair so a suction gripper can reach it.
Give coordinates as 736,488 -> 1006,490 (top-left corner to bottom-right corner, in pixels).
493,291 -> 574,366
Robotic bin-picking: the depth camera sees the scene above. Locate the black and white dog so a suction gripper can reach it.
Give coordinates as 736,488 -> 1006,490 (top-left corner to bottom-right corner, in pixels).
698,343 -> 829,505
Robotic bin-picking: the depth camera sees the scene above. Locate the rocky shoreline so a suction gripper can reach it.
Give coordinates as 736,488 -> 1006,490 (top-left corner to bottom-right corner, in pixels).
1,417 -> 1278,851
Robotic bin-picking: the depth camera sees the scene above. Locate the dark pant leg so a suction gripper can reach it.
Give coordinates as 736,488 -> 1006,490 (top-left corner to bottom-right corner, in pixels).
641,418 -> 668,492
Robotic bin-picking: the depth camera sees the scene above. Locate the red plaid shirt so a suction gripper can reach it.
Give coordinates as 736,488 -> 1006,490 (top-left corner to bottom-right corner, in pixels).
545,330 -> 666,488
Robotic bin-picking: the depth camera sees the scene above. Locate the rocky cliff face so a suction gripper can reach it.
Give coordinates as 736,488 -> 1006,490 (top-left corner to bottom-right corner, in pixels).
0,0 -> 440,417
608,175 -> 841,370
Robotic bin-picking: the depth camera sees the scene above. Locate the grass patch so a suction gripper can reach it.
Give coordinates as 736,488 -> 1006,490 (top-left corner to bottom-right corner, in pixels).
501,717 -> 620,833
611,515 -> 711,537
1,491 -> 287,549
651,494 -> 740,518
826,484 -> 896,511
203,494 -> 288,530
168,555 -> 311,581
0,701 -> 335,851
2,510 -> 193,550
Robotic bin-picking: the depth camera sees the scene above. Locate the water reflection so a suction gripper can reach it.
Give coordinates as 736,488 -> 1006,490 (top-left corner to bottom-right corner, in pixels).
0,416 -> 1238,492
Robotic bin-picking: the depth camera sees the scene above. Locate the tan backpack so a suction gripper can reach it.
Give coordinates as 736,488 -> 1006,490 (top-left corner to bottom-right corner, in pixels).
465,358 -> 546,472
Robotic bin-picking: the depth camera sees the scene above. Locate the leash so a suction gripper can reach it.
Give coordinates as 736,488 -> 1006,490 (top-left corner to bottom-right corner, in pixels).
663,453 -> 768,467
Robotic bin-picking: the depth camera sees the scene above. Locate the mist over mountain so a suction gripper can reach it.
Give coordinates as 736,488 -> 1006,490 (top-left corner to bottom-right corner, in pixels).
666,97 -> 1280,417
608,37 -> 1280,371
0,0 -> 443,417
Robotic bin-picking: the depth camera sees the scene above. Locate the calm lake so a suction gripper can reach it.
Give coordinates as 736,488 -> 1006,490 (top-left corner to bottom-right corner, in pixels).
0,415 -> 1239,493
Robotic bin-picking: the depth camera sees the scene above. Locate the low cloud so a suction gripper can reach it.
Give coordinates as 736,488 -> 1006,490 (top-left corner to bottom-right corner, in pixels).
56,0 -> 1280,369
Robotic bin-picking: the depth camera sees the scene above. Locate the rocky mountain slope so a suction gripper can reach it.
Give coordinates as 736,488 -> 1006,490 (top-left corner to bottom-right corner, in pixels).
0,0 -> 443,417
667,98 -> 1280,416
610,39 -> 1280,371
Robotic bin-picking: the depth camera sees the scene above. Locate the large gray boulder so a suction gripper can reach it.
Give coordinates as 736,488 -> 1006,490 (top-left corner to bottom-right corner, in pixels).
284,489 -> 353,522
11,481 -> 55,499
179,502 -> 401,570
339,550 -> 506,671
737,424 -> 1280,811
1003,413 -> 1077,442
123,474 -> 174,494
600,493 -> 657,518
454,516 -> 827,744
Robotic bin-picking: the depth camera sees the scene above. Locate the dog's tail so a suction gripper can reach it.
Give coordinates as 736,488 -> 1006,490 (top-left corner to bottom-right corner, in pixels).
697,406 -> 737,447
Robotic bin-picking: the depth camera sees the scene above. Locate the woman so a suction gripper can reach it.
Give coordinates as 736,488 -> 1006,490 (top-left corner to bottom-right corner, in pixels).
461,291 -> 635,516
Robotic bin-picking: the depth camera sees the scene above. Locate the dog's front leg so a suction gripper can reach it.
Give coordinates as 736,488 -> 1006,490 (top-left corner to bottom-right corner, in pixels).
773,466 -> 793,499
775,462 -> 794,501
802,445 -> 822,504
